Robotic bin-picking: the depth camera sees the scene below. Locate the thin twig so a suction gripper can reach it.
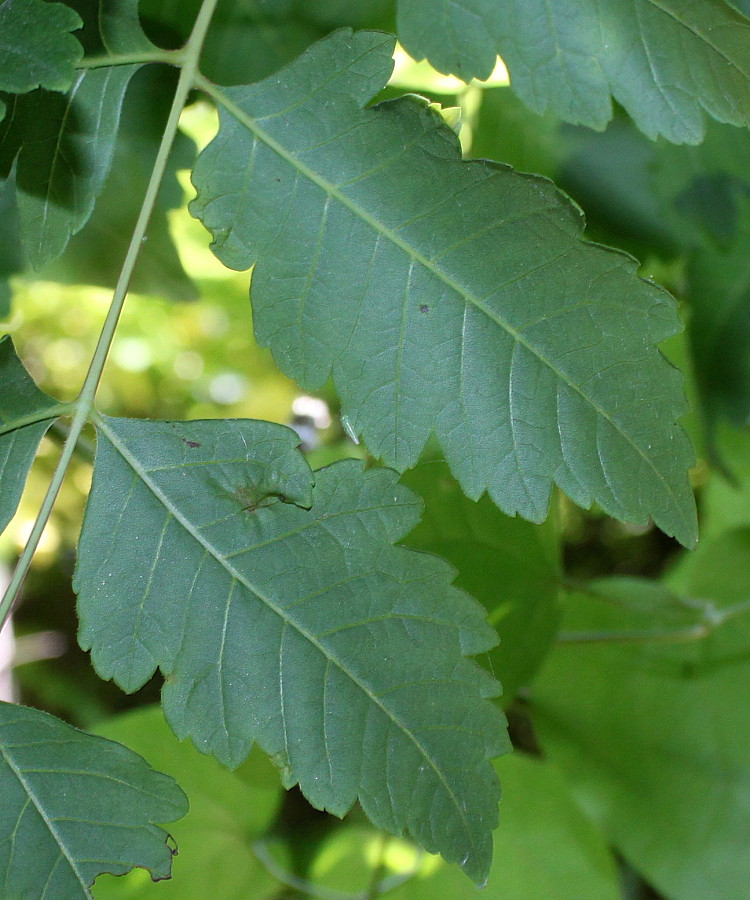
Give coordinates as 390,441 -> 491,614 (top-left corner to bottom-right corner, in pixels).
0,0 -> 221,634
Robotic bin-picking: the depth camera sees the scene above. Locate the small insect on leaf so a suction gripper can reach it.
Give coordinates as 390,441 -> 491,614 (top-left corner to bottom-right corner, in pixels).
341,414 -> 360,444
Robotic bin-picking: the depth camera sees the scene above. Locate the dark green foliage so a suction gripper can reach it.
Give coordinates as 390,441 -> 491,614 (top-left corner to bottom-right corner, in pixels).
4,1 -> 750,898
0,0 -> 82,99
0,336 -> 62,532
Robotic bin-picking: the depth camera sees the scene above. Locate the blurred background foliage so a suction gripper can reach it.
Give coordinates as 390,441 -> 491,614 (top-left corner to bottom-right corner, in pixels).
3,2 -> 750,898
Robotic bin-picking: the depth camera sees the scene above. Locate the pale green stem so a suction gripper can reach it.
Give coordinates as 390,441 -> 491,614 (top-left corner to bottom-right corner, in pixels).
557,598 -> 750,645
77,49 -> 184,70
0,402 -> 76,436
252,836 -> 420,900
0,0 -> 220,633
457,82 -> 482,155
47,421 -> 96,463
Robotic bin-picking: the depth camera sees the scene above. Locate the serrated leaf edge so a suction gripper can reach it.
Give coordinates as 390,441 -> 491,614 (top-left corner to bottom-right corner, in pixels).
196,74 -> 693,542
93,415 -> 490,861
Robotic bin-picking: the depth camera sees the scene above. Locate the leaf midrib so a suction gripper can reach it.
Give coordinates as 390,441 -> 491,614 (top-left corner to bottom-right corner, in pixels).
0,743 -> 88,895
200,79 -> 687,526
97,418 -> 482,862
646,0 -> 750,82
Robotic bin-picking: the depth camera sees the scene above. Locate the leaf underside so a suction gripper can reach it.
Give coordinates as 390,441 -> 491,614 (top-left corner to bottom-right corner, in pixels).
0,0 -> 159,268
0,335 -> 59,534
397,0 -> 750,144
74,416 -> 509,883
190,29 -> 697,547
0,0 -> 82,96
40,65 -> 198,301
0,701 -> 187,900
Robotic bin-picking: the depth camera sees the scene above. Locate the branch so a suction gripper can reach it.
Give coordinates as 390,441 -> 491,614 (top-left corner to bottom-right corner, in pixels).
0,0 -> 221,633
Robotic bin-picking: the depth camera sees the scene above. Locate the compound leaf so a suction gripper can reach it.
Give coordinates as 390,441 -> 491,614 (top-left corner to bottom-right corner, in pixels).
0,335 -> 63,535
0,701 -> 187,899
0,0 -> 82,97
74,416 -> 508,884
190,29 -> 697,546
397,0 -> 750,143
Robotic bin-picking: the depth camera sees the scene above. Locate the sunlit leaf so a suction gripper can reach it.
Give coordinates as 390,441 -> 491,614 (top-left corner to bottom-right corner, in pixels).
307,755 -> 620,900
191,29 -> 697,546
397,1 -> 750,143
0,701 -> 187,899
74,416 -> 508,883
532,553 -> 750,900
92,705 -> 283,900
0,0 -> 82,96
0,335 -> 62,535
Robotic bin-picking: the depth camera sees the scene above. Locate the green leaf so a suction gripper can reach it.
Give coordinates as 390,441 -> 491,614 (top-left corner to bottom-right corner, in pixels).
729,0 -> 750,15
74,415 -> 508,883
559,118 -> 678,258
649,123 -> 750,427
532,563 -> 750,900
5,0 -> 158,268
0,0 -> 82,96
397,1 -> 750,143
298,0 -> 394,29
308,755 -> 619,900
0,701 -> 188,899
673,429 -> 750,546
40,66 -> 197,301
402,459 -> 561,699
0,335 -> 63,535
92,705 -> 283,900
471,86 -> 565,181
0,174 -> 23,317
684,201 -> 750,428
190,29 -> 697,547
652,120 -> 750,247
141,0 -> 323,85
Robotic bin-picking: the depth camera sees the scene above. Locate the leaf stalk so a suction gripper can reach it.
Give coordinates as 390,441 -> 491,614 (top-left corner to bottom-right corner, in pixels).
0,0 -> 221,633
0,402 -> 76,437
77,49 -> 184,70
557,598 -> 750,645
